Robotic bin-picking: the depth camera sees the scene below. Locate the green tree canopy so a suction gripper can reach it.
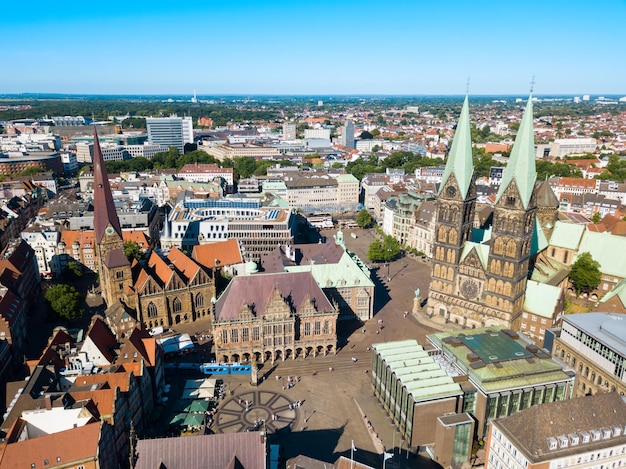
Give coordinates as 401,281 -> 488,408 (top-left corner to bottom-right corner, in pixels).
44,284 -> 84,320
62,261 -> 83,281
124,241 -> 146,262
591,212 -> 602,224
356,209 -> 373,228
367,235 -> 400,262
569,252 -> 601,296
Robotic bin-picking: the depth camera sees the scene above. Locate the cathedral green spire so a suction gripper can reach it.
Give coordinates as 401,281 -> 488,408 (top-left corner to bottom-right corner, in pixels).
496,95 -> 537,208
439,95 -> 473,199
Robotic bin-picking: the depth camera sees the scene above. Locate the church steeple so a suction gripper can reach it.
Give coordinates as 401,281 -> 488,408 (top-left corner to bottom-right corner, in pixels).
440,95 -> 474,199
93,127 -> 122,243
495,95 -> 537,209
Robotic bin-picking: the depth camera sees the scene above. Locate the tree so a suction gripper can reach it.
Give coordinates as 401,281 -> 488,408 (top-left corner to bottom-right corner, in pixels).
356,209 -> 373,228
590,212 -> 602,224
44,284 -> 84,320
124,241 -> 146,262
62,261 -> 83,281
569,252 -> 601,296
367,235 -> 400,262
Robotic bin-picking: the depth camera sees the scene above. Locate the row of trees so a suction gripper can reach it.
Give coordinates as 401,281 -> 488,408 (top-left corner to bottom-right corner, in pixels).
99,147 -> 299,182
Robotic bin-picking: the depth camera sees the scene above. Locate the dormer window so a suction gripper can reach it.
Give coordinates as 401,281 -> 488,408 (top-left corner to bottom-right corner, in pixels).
602,428 -> 612,439
591,429 -> 601,441
547,437 -> 557,450
558,435 -> 568,448
506,197 -> 516,206
580,431 -> 590,443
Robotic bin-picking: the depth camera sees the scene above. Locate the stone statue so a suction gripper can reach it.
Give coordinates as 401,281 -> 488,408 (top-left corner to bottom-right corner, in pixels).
250,364 -> 259,386
415,288 -> 421,298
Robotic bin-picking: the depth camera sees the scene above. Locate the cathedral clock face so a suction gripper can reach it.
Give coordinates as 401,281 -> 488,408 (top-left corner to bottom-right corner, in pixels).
446,186 -> 457,197
461,279 -> 478,299
105,226 -> 115,236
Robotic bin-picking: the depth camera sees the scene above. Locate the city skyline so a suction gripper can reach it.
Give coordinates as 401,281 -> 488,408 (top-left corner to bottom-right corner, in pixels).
3,0 -> 626,96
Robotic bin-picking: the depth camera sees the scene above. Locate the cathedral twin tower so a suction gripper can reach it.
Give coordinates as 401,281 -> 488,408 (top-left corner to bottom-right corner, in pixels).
427,95 -> 549,330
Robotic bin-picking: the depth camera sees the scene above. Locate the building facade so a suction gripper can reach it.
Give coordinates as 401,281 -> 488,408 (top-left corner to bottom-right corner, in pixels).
428,95 -> 544,330
160,198 -> 295,262
146,116 -> 193,153
213,272 -> 338,363
552,312 -> 626,398
486,392 -> 626,469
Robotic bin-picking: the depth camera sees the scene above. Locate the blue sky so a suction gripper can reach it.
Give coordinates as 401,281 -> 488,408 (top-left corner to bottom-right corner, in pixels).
2,0 -> 625,95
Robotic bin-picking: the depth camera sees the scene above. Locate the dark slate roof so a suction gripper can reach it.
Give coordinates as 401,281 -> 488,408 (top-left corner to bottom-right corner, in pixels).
85,318 -> 118,363
493,392 -> 626,463
134,432 -> 265,469
261,242 -> 344,273
104,249 -> 131,269
92,128 -> 122,243
214,271 -> 334,321
536,179 -> 560,209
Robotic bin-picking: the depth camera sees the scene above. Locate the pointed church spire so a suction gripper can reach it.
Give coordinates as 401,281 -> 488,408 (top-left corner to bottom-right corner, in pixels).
92,127 -> 122,243
495,95 -> 537,209
439,95 -> 473,198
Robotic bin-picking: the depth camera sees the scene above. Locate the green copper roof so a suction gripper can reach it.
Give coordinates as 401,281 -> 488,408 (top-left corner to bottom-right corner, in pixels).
548,221 -> 586,250
496,96 -> 537,209
524,280 -> 562,318
460,242 -> 490,269
440,95 -> 473,199
285,250 -> 375,289
530,217 -> 549,256
600,279 -> 626,305
577,230 -> 626,278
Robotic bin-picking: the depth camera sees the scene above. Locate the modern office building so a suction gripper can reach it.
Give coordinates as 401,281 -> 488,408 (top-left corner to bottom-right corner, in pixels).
146,116 -> 193,153
428,326 -> 575,439
552,312 -> 626,398
485,392 -> 626,469
371,340 -> 464,450
160,197 -> 295,261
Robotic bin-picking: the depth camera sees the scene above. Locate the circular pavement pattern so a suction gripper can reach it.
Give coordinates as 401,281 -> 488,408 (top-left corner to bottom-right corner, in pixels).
215,390 -> 299,434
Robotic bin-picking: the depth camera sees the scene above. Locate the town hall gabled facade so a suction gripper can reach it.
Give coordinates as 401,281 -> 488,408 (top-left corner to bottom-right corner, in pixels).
427,95 -> 551,330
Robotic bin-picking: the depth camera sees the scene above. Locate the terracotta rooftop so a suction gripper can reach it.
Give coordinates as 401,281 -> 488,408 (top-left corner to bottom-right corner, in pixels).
0,421 -> 103,469
84,317 -> 118,364
167,246 -> 201,282
192,239 -> 243,269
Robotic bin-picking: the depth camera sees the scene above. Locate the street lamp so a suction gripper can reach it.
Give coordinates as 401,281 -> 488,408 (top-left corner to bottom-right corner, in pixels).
386,248 -> 391,280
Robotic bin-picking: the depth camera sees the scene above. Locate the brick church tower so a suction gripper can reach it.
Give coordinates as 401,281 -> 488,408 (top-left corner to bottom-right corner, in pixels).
92,128 -> 133,307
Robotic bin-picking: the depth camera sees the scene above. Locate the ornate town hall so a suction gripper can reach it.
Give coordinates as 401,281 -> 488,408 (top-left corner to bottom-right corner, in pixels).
427,95 -> 551,330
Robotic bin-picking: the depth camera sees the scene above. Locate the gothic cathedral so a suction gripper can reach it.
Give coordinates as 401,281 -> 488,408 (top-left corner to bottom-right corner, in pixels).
427,95 -> 543,330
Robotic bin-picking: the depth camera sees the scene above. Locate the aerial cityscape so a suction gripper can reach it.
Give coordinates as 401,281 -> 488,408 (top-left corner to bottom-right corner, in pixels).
1,2 -> 626,469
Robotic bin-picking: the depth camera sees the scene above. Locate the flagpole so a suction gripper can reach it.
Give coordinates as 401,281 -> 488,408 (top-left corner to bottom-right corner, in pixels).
351,440 -> 354,469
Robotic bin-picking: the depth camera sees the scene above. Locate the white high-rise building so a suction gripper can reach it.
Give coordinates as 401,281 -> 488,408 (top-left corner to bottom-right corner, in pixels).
146,116 -> 193,153
283,122 -> 297,140
339,120 -> 355,148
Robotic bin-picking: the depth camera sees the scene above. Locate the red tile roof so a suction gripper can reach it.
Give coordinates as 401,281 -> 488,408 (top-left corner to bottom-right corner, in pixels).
192,239 -> 242,268
85,317 -> 118,363
0,421 -> 103,468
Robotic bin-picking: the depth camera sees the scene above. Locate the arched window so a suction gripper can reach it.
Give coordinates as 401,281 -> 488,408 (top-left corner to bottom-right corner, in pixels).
196,293 -> 204,308
147,302 -> 158,318
173,297 -> 182,313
